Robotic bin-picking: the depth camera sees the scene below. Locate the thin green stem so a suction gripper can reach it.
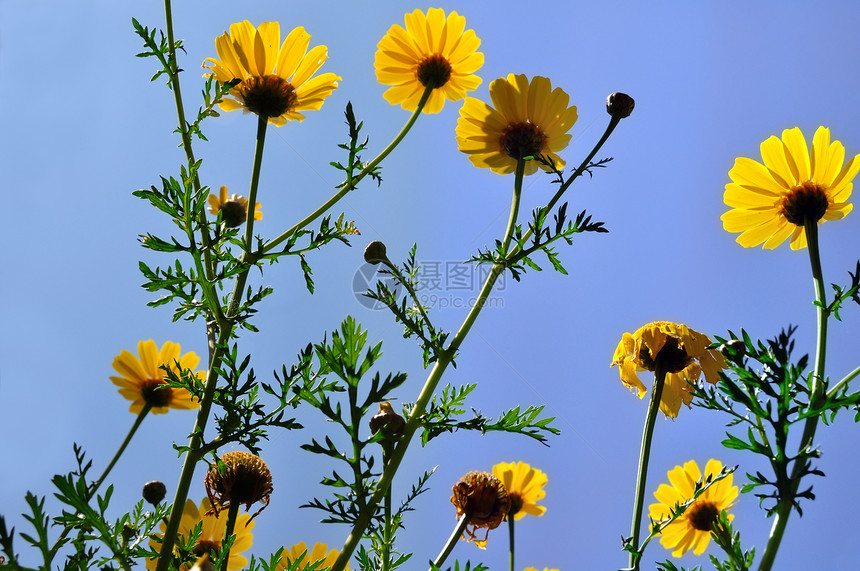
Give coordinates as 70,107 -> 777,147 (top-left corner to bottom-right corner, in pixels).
262,86 -> 433,255
628,362 -> 667,571
382,449 -> 393,571
757,219 -> 828,571
218,502 -> 240,571
162,0 -> 221,345
508,516 -> 515,571
431,514 -> 471,571
242,116 -> 268,256
48,406 -> 151,563
329,160 -> 527,571
826,364 -> 860,399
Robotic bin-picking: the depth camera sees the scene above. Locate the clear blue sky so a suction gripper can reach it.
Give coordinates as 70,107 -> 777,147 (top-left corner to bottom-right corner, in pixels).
3,1 -> 860,570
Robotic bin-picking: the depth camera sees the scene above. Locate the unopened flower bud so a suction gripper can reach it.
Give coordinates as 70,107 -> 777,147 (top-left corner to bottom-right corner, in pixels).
364,241 -> 388,265
606,92 -> 635,119
369,402 -> 405,439
142,480 -> 167,505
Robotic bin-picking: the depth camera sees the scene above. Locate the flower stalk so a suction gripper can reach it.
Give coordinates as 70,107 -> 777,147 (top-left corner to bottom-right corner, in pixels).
628,361 -> 667,570
431,514 -> 471,571
757,219 -> 828,571
218,501 -> 241,571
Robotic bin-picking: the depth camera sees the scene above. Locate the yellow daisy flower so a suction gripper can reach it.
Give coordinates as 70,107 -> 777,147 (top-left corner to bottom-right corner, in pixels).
456,74 -> 578,176
649,459 -> 738,557
147,498 -> 254,571
722,126 -> 860,250
110,340 -> 202,414
492,461 -> 547,520
610,321 -> 726,419
374,8 -> 483,114
207,186 -> 262,228
525,568 -> 559,571
203,21 -> 341,126
277,542 -> 348,570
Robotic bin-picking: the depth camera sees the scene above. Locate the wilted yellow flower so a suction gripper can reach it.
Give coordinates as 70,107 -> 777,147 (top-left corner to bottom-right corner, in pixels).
649,459 -> 738,557
207,186 -> 262,228
277,542 -> 348,570
492,461 -> 547,520
611,321 -> 725,418
451,471 -> 510,548
203,21 -> 340,125
110,340 -> 202,414
205,451 -> 273,520
456,74 -> 578,175
375,8 -> 483,113
146,498 -> 253,571
722,126 -> 859,249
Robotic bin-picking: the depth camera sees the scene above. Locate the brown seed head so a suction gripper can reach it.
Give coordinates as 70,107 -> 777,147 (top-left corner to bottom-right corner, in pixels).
450,471 -> 510,543
205,451 -> 273,521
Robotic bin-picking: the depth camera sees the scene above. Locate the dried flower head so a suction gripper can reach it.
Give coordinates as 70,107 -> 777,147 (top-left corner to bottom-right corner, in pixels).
451,471 -> 510,547
205,451 -> 273,520
369,401 -> 405,438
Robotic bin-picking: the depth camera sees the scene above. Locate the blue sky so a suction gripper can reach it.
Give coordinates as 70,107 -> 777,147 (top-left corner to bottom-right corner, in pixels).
3,1 -> 860,570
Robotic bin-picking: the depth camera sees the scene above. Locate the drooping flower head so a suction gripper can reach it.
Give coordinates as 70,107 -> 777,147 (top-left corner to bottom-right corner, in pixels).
375,8 -> 483,113
611,321 -> 726,418
492,461 -> 547,520
110,340 -> 202,414
456,74 -> 578,176
207,186 -> 262,228
276,542 -> 348,571
203,21 -> 341,125
146,498 -> 254,571
722,126 -> 860,249
205,451 -> 273,520
451,470 -> 511,548
649,459 -> 738,557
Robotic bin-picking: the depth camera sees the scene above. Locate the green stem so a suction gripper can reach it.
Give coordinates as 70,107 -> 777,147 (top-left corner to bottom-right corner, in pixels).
628,362 -> 667,571
242,116 -> 267,257
329,161 -> 527,571
508,516 -> 515,571
757,219 -> 828,571
431,514 -> 471,571
162,0 -> 221,346
218,502 -> 240,571
262,86 -> 433,255
47,406 -> 151,563
825,364 -> 860,400
382,447 -> 393,571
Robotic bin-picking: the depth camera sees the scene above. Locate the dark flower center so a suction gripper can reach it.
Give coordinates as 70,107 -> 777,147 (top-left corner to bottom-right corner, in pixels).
219,200 -> 247,228
193,540 -> 220,557
508,493 -> 524,516
780,181 -> 830,226
140,378 -> 173,408
205,451 -> 273,521
239,74 -> 298,118
416,54 -> 452,89
637,336 -> 692,374
500,122 -> 547,160
687,500 -> 720,531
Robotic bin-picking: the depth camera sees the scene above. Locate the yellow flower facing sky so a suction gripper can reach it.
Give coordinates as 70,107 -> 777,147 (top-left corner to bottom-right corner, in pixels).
277,542 -> 347,570
722,126 -> 860,249
110,340 -> 202,414
203,21 -> 340,126
525,568 -> 559,571
456,74 -> 578,175
375,7 -> 483,113
147,498 -> 254,571
611,321 -> 726,418
649,459 -> 738,557
492,461 -> 547,520
208,186 -> 262,228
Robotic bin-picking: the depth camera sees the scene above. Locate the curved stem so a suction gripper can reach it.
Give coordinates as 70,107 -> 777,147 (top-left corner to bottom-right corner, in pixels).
628,362 -> 667,571
507,517 -> 515,571
431,514 -> 471,571
826,364 -> 860,399
757,219 -> 828,571
218,502 -> 240,571
329,160 -> 526,571
262,86 -> 433,255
